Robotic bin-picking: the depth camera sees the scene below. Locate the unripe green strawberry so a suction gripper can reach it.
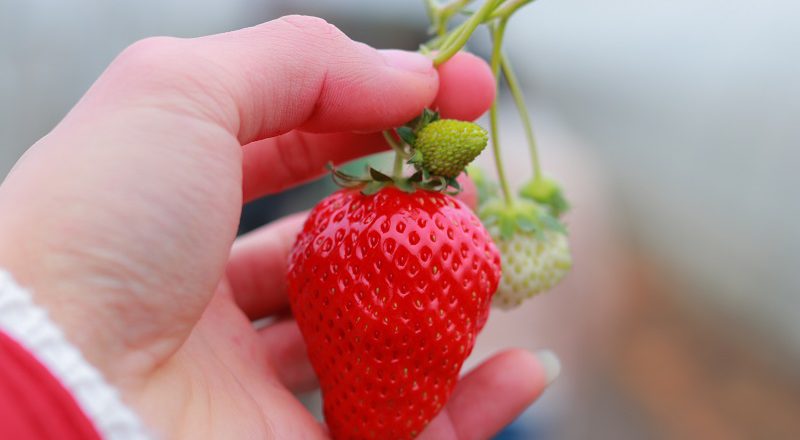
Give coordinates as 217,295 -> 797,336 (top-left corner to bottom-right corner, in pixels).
414,119 -> 488,178
479,197 -> 572,310
491,229 -> 572,309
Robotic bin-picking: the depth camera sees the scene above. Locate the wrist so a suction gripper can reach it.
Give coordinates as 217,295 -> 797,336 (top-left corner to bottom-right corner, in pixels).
0,239 -> 152,391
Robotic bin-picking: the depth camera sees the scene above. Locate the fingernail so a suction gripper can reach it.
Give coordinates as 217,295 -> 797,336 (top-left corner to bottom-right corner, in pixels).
535,349 -> 561,386
381,49 -> 433,74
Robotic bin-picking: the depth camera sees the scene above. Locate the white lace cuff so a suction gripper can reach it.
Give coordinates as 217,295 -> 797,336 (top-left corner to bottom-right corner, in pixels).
0,270 -> 150,440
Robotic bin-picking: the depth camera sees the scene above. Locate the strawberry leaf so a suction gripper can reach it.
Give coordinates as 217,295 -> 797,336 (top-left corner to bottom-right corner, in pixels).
500,216 -> 516,240
369,167 -> 393,182
548,190 -> 571,217
408,150 -> 424,167
397,127 -> 417,146
447,177 -> 461,192
395,178 -> 415,193
361,181 -> 387,196
517,217 -> 539,233
331,168 -> 368,188
420,108 -> 440,127
542,214 -> 567,234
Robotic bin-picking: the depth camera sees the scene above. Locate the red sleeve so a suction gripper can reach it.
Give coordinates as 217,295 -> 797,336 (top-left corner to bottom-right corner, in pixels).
0,330 -> 102,440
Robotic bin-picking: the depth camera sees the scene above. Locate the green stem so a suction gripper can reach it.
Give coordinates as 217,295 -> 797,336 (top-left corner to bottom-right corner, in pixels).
501,53 -> 542,182
424,0 -> 449,37
489,105 -> 512,205
489,0 -> 535,20
382,130 -> 405,152
435,20 -> 448,37
383,130 -> 407,179
392,153 -> 404,178
429,0 -> 476,43
441,0 -> 475,25
423,0 -> 439,22
489,19 -> 513,206
423,0 -> 530,50
435,22 -> 465,51
423,0 -> 527,52
432,0 -> 503,66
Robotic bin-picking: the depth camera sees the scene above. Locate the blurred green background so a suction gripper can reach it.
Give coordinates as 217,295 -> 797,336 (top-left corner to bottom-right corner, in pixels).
2,1 -> 799,438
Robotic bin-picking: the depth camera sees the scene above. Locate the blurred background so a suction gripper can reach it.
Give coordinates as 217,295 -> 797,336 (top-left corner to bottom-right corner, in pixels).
2,0 -> 799,438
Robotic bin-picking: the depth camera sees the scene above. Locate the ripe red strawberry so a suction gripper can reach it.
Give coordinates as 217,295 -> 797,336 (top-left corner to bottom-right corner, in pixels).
287,187 -> 501,440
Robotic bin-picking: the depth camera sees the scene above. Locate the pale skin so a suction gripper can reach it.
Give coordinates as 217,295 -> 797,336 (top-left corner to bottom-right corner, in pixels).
0,15 -> 548,439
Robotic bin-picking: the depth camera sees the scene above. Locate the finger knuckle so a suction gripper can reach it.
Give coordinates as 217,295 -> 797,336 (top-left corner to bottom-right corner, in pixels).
117,36 -> 185,70
276,15 -> 347,42
109,37 -> 237,126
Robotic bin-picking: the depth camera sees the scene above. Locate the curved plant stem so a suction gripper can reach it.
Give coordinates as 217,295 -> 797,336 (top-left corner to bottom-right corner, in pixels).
392,153 -> 404,178
434,20 -> 448,37
440,0 -> 475,33
424,0 -> 439,23
489,106 -> 512,204
501,53 -> 542,183
433,0 -> 502,66
489,0 -> 535,20
383,130 -> 406,179
423,0 -> 532,51
436,22 -> 467,52
488,19 -> 513,206
424,0 -> 448,37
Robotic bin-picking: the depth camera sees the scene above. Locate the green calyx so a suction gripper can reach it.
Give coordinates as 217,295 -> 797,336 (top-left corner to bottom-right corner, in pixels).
329,164 -> 463,196
519,177 -> 570,217
479,196 -> 566,240
411,119 -> 488,178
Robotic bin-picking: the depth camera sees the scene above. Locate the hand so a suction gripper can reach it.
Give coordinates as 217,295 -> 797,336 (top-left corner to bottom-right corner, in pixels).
0,15 -> 550,439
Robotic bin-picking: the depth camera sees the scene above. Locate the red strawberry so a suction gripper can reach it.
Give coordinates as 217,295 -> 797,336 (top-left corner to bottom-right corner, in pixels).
287,187 -> 501,440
